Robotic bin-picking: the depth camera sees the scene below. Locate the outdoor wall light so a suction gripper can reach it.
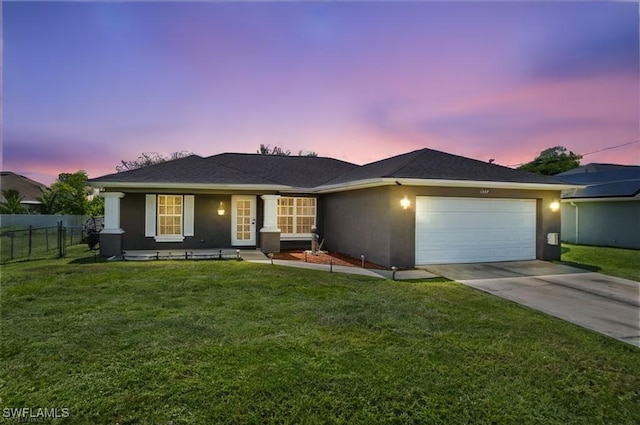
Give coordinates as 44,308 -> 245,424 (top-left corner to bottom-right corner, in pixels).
549,200 -> 560,212
217,201 -> 226,216
400,196 -> 411,210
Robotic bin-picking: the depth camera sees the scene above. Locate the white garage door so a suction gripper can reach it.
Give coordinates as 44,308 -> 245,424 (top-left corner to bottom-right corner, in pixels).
415,197 -> 536,265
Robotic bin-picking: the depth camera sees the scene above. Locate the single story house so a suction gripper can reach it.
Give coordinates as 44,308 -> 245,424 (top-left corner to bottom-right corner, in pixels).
0,171 -> 47,213
557,164 -> 640,249
88,148 -> 576,268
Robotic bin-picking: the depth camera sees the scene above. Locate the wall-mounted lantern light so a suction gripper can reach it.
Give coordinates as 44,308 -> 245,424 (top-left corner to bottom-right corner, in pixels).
400,196 -> 411,210
217,201 -> 226,216
549,200 -> 560,212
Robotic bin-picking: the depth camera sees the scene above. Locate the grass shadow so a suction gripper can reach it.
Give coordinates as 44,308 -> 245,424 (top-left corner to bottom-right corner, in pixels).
394,277 -> 455,284
557,260 -> 601,273
67,251 -> 107,264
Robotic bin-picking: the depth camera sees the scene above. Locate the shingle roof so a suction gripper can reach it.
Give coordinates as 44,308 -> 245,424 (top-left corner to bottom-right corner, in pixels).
89,155 -> 273,185
557,163 -> 633,176
89,154 -> 359,188
323,148 -> 564,186
89,148 -> 571,190
557,164 -> 640,199
0,172 -> 47,203
203,153 -> 359,187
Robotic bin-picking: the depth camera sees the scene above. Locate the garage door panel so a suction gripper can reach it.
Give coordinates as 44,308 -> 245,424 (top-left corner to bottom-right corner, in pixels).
425,212 -> 534,228
425,231 -> 531,246
416,197 -> 537,264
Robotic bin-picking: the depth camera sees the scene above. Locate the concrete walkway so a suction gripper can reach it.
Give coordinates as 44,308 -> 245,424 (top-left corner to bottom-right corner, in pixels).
242,250 -> 437,280
250,259 -> 386,278
121,248 -> 436,280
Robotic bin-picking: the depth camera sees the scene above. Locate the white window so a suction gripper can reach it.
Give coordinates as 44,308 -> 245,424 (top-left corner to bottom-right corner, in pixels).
277,197 -> 316,238
145,194 -> 194,242
158,195 -> 183,236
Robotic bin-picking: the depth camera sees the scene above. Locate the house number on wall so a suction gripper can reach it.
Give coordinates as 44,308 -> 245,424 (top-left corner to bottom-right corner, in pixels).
479,189 -> 490,195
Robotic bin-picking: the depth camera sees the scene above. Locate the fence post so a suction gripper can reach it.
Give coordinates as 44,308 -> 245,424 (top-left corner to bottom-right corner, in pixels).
28,225 -> 33,256
58,221 -> 63,258
10,232 -> 15,261
62,226 -> 67,257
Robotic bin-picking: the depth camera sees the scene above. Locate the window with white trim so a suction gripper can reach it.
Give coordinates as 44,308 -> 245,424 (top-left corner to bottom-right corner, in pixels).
158,195 -> 183,236
277,197 -> 316,238
145,194 -> 195,242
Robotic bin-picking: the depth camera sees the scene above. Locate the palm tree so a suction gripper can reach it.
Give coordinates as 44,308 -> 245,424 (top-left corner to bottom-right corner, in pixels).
36,188 -> 59,214
0,189 -> 27,214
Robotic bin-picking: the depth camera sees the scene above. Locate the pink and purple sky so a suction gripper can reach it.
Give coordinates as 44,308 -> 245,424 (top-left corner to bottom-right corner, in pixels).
2,1 -> 639,186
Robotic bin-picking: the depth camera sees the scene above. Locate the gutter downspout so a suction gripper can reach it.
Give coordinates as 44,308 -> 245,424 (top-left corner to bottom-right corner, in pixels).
570,202 -> 579,244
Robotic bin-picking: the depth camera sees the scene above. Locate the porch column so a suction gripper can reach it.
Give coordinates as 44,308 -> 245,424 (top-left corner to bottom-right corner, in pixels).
260,194 -> 281,253
100,192 -> 125,257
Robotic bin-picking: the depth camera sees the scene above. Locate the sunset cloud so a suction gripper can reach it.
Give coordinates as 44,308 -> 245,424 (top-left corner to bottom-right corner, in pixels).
3,1 -> 638,185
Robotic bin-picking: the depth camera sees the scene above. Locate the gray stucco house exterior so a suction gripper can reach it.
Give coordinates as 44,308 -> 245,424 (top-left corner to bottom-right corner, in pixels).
558,164 -> 640,249
88,148 -> 575,268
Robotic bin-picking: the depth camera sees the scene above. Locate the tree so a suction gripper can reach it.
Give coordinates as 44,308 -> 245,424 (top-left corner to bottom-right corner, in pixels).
86,193 -> 105,217
36,188 -> 60,214
116,151 -> 193,172
256,144 -> 319,157
257,144 -> 291,156
517,146 -> 581,175
298,150 -> 319,157
49,171 -> 92,215
0,189 -> 27,214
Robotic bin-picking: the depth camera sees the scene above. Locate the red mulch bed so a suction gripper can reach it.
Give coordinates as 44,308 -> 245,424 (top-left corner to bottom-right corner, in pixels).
272,250 -> 388,270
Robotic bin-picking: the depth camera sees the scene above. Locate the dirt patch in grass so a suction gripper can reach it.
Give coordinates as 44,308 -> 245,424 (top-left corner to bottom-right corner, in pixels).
272,250 -> 388,270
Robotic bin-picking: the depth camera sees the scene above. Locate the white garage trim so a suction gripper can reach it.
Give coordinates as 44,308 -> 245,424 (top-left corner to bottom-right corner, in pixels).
415,197 -> 537,265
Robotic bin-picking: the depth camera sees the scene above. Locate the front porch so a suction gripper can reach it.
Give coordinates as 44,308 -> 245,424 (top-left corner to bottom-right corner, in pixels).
99,192 -> 286,258
122,248 -> 268,261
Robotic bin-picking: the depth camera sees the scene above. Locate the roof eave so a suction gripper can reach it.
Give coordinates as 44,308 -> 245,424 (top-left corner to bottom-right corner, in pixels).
313,178 -> 582,193
89,178 -> 582,193
89,181 -> 294,191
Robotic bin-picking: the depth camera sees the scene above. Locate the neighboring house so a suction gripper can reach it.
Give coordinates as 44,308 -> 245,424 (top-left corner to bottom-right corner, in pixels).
557,164 -> 640,249
0,171 -> 47,213
88,148 -> 575,267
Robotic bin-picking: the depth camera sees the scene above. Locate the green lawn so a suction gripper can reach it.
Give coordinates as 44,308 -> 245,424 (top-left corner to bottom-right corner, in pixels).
561,243 -> 640,281
1,246 -> 639,424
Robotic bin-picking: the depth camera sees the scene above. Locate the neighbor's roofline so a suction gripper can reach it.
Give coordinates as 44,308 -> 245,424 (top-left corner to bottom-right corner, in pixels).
561,194 -> 640,203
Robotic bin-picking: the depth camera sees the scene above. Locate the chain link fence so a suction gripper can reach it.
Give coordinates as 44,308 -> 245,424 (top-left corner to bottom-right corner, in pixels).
0,222 -> 86,263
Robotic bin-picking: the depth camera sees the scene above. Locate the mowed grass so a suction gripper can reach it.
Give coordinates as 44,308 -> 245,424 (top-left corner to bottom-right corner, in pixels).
561,243 -> 640,281
1,246 -> 639,424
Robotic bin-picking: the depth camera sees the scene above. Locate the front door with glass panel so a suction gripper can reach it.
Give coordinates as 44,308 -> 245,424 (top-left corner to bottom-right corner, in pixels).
231,195 -> 256,246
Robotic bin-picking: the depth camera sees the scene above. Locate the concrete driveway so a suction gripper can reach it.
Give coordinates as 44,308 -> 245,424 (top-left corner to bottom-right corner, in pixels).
424,261 -> 640,347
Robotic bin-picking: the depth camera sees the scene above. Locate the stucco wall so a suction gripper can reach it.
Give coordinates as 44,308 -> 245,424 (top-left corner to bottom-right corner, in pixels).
321,186 -> 395,267
322,185 -> 563,268
113,186 -> 564,264
120,193 -> 232,250
561,200 -> 640,249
